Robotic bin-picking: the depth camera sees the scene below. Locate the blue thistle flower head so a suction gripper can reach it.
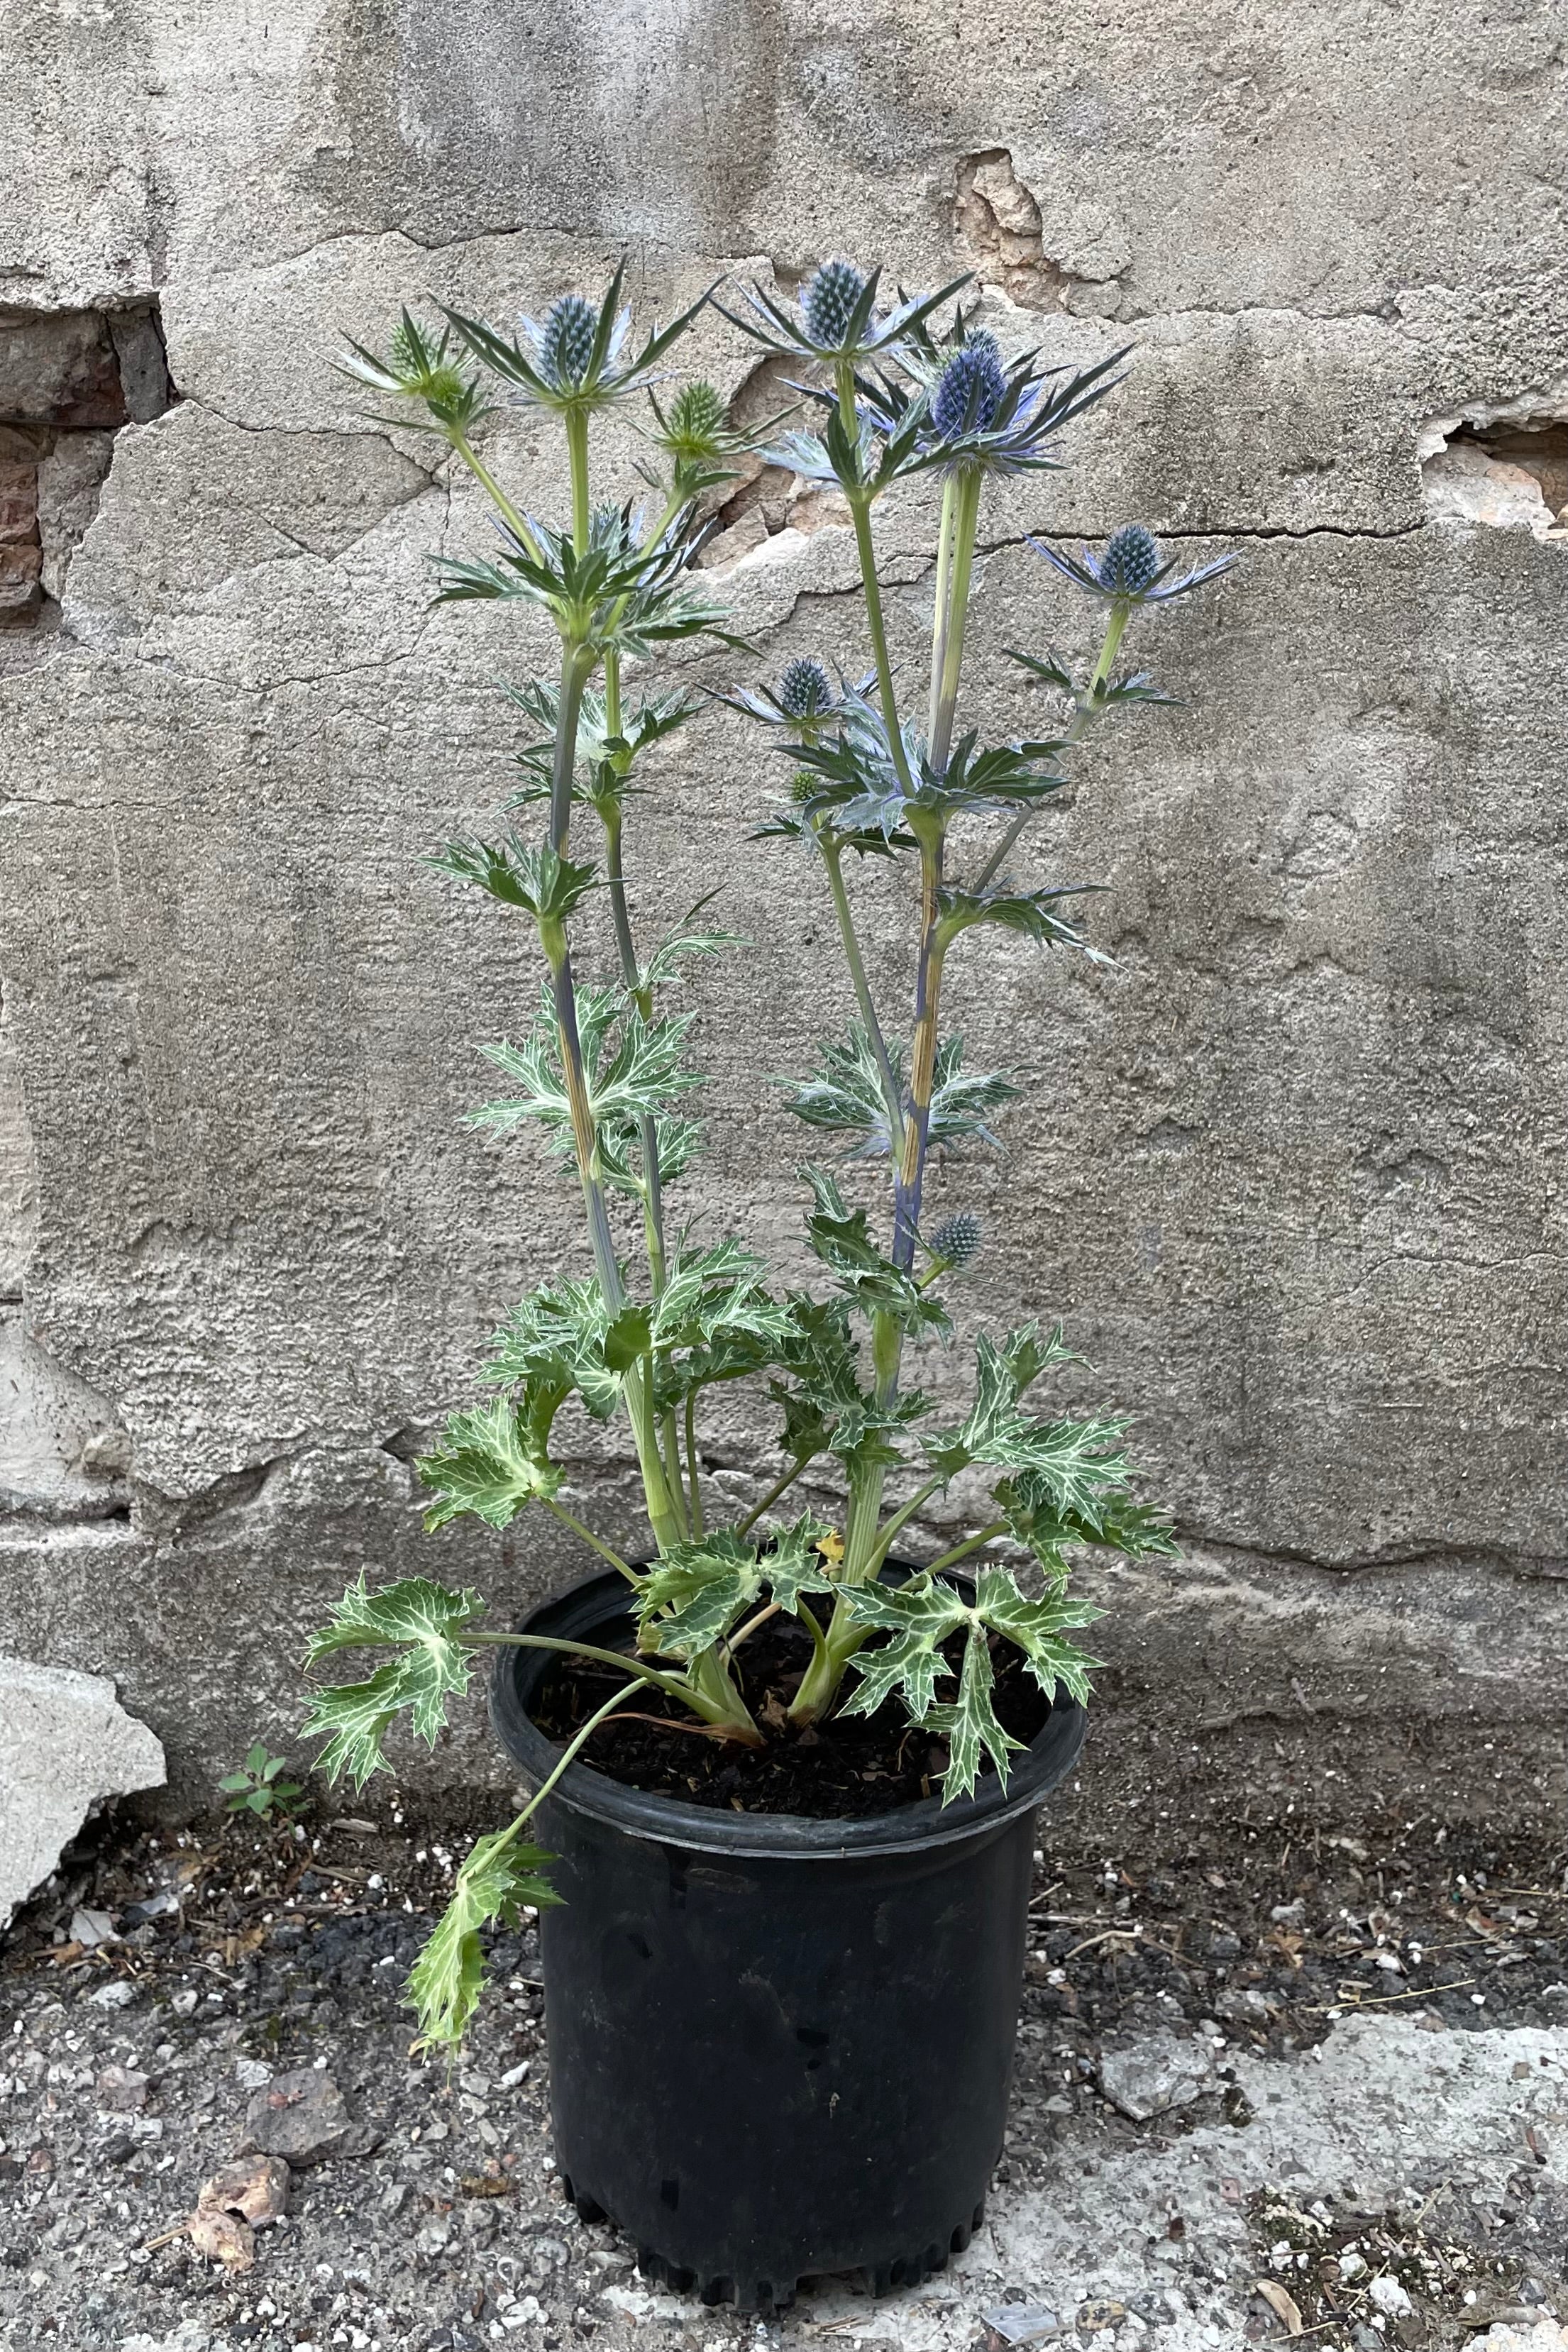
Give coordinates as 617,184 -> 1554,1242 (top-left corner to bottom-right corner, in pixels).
777,657 -> 834,720
802,259 -> 867,350
1099,524 -> 1161,599
930,1210 -> 983,1269
538,294 -> 598,390
932,341 -> 1007,443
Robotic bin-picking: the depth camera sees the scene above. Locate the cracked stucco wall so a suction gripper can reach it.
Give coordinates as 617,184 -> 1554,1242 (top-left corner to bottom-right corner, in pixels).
0,4 -> 1564,1804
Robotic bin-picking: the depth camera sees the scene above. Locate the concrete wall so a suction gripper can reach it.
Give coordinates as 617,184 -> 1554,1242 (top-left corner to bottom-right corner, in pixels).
1,3 -> 1564,1804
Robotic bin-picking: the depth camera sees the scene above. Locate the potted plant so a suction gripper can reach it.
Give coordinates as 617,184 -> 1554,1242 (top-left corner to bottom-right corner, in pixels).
305,258 -> 1232,2310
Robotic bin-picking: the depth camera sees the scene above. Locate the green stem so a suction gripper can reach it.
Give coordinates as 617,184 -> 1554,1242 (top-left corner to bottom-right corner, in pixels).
541,1498 -> 640,1584
971,604 -> 1130,893
463,1630 -> 690,1706
684,1391 -> 705,1537
595,707 -> 684,1537
929,469 -> 983,776
819,833 -> 904,1156
734,1456 -> 809,1538
726,1599 -> 778,1655
448,434 -> 544,561
539,916 -> 683,1553
685,1644 -> 763,1743
510,1677 -> 643,1819
927,474 -> 956,751
861,1476 -> 944,1579
849,497 -> 915,793
551,643 -> 592,856
890,834 -> 949,1271
565,407 -> 591,555
468,1629 -> 756,1738
922,1521 -> 1007,1578
788,1599 -> 865,1726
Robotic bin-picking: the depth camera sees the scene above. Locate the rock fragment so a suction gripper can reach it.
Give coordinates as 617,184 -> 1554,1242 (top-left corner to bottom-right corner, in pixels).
199,2151 -> 290,2226
238,2067 -> 375,2163
94,2063 -> 149,2111
983,2308 -> 1062,2346
187,2206 -> 254,2269
1096,2029 -> 1215,2121
0,1656 -> 164,1928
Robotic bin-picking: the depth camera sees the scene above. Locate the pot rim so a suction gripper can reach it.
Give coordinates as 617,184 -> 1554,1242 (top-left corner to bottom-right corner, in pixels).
489,1563 -> 1088,1860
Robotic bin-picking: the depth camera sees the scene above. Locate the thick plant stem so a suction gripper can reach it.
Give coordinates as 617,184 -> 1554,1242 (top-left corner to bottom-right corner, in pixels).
539,917 -> 683,1556
819,834 -> 904,1156
970,604 -> 1130,893
928,469 -> 982,775
542,585 -> 681,1550
685,1644 -> 763,1744
683,1391 -> 705,1537
551,644 -> 592,854
565,407 -> 591,553
849,498 -> 914,793
890,835 -> 948,1271
927,475 -> 956,749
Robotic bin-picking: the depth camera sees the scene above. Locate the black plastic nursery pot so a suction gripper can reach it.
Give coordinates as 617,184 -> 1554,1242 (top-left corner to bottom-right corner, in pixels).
490,1566 -> 1088,2312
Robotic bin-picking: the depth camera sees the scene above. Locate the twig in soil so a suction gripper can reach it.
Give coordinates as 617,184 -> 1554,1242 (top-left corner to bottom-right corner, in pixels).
1066,1928 -> 1142,1960
1304,1977 -> 1474,2014
187,1958 -> 247,1991
141,2221 -> 192,2253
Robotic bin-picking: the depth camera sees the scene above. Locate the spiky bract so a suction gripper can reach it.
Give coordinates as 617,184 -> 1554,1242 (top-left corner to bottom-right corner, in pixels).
1099,524 -> 1160,597
803,258 -> 868,348
930,1210 -> 983,1269
778,658 -> 834,719
536,293 -> 598,389
932,342 -> 1006,441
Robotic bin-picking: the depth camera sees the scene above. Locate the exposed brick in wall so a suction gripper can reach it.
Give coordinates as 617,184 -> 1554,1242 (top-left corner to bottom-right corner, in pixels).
0,304 -> 171,628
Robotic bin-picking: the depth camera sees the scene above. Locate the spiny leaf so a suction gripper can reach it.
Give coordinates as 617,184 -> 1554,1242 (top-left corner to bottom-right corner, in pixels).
470,989 -> 706,1198
935,881 -> 1108,959
782,1027 -> 1020,1158
408,1827 -> 561,2051
802,1166 -> 951,1340
922,1323 -> 1078,1480
485,1274 -> 622,1419
417,1391 -> 566,1530
971,1565 -> 1102,1705
994,1467 -> 1178,1569
650,1242 -> 795,1353
303,1575 -> 485,1787
633,1518 -> 832,1660
428,839 -> 597,921
837,1565 -> 1099,1802
924,1630 -> 1022,1799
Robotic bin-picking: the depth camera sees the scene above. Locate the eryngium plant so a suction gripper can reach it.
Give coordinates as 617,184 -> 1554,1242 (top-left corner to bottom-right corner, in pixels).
310,258 -> 1234,2048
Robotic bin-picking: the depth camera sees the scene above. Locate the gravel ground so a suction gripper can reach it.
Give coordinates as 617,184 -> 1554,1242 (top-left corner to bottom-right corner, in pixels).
1,1784 -> 1564,2352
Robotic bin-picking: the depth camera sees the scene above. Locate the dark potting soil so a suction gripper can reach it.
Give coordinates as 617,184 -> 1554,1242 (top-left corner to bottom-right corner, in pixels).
529,1611 -> 1052,1818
